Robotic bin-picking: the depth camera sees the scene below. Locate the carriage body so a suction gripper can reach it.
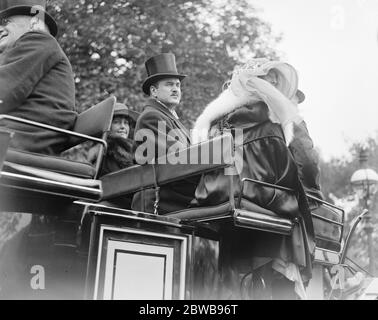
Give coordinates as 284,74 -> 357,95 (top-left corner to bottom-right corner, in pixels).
0,115 -> 353,300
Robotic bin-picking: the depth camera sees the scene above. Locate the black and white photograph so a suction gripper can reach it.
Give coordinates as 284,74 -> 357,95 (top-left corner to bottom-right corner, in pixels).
1,0 -> 378,304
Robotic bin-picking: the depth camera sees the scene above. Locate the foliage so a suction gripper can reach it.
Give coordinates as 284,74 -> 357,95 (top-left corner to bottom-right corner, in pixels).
46,0 -> 280,128
319,156 -> 358,201
0,0 -> 281,260
0,213 -> 31,251
319,134 -> 378,274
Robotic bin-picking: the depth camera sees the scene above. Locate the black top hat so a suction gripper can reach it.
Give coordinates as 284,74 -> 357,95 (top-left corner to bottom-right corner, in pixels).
0,0 -> 58,37
142,53 -> 186,95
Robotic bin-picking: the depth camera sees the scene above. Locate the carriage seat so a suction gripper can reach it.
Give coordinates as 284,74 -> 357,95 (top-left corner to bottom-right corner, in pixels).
0,96 -> 116,204
168,196 -> 343,252
5,148 -> 96,178
168,198 -> 295,235
0,129 -> 12,172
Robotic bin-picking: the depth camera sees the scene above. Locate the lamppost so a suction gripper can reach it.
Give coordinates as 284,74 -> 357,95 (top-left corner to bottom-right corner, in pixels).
350,148 -> 378,276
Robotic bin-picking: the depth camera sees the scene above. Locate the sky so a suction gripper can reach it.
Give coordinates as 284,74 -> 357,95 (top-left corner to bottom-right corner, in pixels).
251,0 -> 378,161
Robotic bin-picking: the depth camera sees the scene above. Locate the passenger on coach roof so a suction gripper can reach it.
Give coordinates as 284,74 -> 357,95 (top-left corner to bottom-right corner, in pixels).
131,52 -> 198,214
88,102 -> 139,177
0,0 -> 76,155
192,58 -> 321,299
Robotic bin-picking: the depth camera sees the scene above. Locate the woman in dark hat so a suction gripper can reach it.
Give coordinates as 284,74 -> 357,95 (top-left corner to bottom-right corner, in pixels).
88,102 -> 140,176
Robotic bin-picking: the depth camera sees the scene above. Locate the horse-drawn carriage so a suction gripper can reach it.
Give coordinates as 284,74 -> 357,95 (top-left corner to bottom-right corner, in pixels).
0,97 -> 369,300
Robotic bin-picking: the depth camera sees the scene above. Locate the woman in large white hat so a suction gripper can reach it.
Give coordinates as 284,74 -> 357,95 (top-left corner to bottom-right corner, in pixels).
192,58 -> 322,299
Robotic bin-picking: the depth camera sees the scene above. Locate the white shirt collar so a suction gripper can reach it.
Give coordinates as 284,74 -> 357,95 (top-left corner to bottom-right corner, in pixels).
155,99 -> 179,119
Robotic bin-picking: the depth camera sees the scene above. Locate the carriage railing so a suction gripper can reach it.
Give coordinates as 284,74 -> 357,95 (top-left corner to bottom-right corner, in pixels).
324,209 -> 373,300
238,178 -> 345,249
0,114 -> 108,151
0,116 -> 106,202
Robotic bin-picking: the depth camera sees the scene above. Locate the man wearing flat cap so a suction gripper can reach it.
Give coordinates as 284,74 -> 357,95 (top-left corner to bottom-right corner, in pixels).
0,0 -> 76,155
132,52 -> 197,214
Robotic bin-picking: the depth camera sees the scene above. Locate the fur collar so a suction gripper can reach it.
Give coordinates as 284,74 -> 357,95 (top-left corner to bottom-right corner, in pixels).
192,88 -> 251,144
106,134 -> 135,168
192,85 -> 302,146
192,59 -> 304,145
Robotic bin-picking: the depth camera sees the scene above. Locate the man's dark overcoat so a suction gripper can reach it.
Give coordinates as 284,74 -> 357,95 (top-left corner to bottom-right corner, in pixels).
0,31 -> 76,154
131,98 -> 198,214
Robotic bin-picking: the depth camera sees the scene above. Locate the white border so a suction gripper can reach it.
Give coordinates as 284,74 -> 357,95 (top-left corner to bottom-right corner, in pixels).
103,240 -> 174,300
93,225 -> 188,300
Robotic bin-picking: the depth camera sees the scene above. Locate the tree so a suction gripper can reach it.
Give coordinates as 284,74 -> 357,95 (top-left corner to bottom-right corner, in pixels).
1,0 -> 281,255
47,0 -> 281,127
319,134 -> 378,274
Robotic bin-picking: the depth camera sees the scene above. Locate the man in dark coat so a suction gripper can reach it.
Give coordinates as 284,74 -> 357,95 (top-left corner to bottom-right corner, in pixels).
0,0 -> 76,155
132,53 -> 197,214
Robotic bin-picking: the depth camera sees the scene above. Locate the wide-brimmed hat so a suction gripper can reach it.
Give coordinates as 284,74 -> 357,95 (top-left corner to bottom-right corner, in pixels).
142,53 -> 186,95
113,103 -> 140,123
233,58 -> 307,104
0,0 -> 58,37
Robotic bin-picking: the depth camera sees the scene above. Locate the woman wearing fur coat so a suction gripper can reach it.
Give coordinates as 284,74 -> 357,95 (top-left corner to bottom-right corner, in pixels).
88,102 -> 139,176
192,58 -> 323,300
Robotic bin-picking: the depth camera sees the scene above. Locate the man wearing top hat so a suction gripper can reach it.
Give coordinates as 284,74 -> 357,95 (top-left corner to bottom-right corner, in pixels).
132,52 -> 198,214
0,0 -> 76,155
